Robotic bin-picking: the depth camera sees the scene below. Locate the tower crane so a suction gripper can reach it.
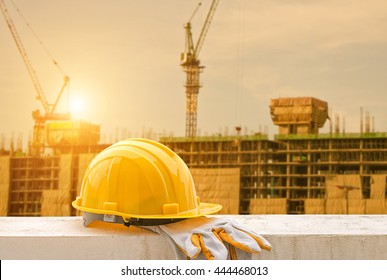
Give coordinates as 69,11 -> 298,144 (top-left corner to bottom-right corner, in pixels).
0,0 -> 70,155
181,0 -> 219,138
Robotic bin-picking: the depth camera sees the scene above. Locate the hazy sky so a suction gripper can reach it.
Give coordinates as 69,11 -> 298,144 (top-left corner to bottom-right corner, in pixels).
1,0 -> 387,143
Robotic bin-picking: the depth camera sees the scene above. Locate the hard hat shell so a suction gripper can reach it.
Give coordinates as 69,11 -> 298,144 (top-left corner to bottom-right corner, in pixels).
72,138 -> 222,220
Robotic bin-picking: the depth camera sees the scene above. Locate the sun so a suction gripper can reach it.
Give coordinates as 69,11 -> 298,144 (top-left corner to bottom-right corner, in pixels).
69,95 -> 85,119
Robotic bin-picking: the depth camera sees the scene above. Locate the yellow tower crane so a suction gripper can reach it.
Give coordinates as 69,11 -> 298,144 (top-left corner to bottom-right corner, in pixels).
0,0 -> 70,155
181,0 -> 219,138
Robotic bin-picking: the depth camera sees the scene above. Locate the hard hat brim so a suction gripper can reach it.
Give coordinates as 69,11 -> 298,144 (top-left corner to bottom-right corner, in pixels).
72,200 -> 222,220
196,202 -> 223,217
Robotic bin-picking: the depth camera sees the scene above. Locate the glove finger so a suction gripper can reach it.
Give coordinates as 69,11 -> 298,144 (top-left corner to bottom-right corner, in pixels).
215,227 -> 261,254
229,221 -> 273,251
189,234 -> 202,259
199,231 -> 229,260
159,226 -> 201,259
178,234 -> 202,259
239,230 -> 272,251
228,244 -> 238,260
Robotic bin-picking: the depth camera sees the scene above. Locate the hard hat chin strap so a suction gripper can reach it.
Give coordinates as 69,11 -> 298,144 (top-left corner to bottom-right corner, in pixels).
82,211 -> 185,227
123,218 -> 186,227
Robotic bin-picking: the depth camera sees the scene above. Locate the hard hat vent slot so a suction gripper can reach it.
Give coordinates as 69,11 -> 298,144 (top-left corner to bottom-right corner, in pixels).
103,202 -> 118,211
162,203 -> 179,215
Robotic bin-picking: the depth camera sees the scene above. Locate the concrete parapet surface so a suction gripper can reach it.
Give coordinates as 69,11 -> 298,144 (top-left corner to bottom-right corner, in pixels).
0,215 -> 386,260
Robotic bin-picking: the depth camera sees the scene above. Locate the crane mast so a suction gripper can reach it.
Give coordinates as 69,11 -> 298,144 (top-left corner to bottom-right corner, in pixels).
0,0 -> 70,155
181,0 -> 219,138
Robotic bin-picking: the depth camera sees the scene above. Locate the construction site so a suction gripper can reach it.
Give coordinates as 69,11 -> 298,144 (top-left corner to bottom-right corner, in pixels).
1,0 -> 386,217
1,95 -> 386,217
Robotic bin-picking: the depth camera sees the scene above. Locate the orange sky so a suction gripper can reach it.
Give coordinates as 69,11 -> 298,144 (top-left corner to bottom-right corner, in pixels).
1,0 -> 387,145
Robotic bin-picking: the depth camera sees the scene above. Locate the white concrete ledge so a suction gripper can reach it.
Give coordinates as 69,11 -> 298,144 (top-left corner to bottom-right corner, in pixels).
1,215 -> 386,260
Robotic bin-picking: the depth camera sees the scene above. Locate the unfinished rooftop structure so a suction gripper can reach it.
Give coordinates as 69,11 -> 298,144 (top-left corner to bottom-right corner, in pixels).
270,97 -> 329,135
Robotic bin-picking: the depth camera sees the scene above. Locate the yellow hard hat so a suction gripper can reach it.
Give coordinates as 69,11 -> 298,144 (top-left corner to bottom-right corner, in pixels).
72,138 -> 222,225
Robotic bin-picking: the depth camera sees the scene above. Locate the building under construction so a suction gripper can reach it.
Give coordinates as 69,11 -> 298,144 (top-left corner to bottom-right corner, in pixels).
1,97 -> 386,216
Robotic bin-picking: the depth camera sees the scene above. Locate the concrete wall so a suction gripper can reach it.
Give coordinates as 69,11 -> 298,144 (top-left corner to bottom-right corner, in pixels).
0,215 -> 386,260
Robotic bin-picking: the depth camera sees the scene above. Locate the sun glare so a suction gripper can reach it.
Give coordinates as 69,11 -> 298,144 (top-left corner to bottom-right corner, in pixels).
69,96 -> 86,119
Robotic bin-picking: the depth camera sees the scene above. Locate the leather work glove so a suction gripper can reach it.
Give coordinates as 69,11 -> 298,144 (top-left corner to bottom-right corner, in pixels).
154,216 -> 272,260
